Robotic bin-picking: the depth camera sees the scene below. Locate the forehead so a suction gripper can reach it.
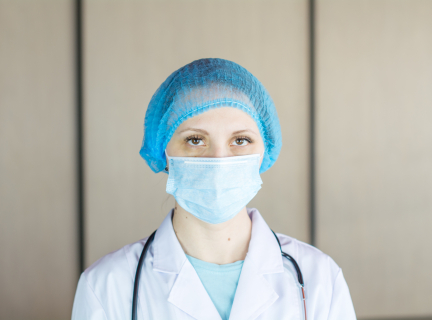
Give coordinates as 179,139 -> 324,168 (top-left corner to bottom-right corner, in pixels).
175,107 -> 260,136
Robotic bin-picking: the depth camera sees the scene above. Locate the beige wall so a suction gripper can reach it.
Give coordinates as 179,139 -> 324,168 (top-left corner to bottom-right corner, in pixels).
2,0 -> 432,319
0,0 -> 77,319
316,0 -> 432,318
84,0 -> 310,267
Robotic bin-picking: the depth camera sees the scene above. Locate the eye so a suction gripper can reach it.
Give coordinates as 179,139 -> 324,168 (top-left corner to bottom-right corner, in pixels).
232,137 -> 251,146
186,136 -> 205,146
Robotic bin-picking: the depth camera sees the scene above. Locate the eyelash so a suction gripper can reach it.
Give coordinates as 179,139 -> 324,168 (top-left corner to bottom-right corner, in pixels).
234,136 -> 253,144
185,135 -> 204,144
184,135 -> 253,146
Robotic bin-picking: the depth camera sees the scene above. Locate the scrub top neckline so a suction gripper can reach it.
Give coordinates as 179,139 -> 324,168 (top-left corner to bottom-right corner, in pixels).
185,254 -> 244,273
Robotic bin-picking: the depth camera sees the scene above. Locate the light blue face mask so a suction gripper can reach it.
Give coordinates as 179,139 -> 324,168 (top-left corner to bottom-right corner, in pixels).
165,153 -> 263,224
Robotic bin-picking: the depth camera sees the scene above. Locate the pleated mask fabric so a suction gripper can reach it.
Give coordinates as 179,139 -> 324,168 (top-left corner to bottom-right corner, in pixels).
165,154 -> 263,224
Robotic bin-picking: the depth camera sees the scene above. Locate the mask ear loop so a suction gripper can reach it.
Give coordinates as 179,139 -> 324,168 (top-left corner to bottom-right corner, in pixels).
258,153 -> 264,170
164,150 -> 169,172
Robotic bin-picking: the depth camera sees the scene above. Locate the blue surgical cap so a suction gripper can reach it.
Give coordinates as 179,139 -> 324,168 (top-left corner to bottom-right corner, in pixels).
140,58 -> 282,174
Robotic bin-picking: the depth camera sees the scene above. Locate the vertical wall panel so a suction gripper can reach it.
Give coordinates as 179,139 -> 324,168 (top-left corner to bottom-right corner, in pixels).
316,0 -> 432,318
84,0 -> 309,266
0,1 -> 77,319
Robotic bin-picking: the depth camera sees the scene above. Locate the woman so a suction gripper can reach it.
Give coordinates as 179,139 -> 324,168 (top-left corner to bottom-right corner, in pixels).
72,59 -> 356,320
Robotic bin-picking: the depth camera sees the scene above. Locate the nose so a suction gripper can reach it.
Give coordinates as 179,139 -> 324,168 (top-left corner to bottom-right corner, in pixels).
207,143 -> 231,158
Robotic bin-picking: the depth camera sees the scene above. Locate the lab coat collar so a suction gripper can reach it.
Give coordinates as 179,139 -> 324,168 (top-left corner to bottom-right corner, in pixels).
228,208 -> 283,320
151,208 -> 284,320
152,209 -> 186,274
152,208 -> 283,275
244,207 -> 284,274
152,209 -> 221,319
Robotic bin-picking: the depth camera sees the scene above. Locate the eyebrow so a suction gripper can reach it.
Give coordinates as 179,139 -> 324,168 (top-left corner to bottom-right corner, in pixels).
177,128 -> 209,135
231,129 -> 258,136
177,128 -> 258,136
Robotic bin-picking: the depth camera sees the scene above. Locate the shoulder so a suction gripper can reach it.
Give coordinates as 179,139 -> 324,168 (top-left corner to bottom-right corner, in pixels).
275,233 -> 341,285
72,237 -> 152,319
82,236 -> 150,295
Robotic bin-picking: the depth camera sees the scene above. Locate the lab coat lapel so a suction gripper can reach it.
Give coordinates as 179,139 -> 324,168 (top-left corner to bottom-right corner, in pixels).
229,258 -> 279,320
229,208 -> 284,320
151,210 -> 221,320
168,259 -> 222,320
150,208 -> 285,320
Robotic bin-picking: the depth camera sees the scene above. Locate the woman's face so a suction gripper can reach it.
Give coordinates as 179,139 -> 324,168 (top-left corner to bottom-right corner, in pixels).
166,107 -> 265,164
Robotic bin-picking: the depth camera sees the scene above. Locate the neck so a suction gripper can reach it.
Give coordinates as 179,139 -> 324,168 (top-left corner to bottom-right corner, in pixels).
172,203 -> 252,265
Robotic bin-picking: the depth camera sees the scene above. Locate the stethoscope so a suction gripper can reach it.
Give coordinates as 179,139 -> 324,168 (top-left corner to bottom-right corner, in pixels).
132,229 -> 307,320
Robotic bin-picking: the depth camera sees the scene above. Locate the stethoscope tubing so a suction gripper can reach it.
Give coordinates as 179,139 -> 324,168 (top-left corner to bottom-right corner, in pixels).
132,231 -> 156,320
132,229 -> 307,320
271,230 -> 307,320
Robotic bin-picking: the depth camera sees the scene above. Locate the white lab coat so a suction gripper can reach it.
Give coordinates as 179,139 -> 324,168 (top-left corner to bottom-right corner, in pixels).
72,208 -> 356,320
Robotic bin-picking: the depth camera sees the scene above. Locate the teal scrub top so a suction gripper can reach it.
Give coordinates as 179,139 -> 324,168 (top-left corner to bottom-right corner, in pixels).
186,254 -> 244,320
